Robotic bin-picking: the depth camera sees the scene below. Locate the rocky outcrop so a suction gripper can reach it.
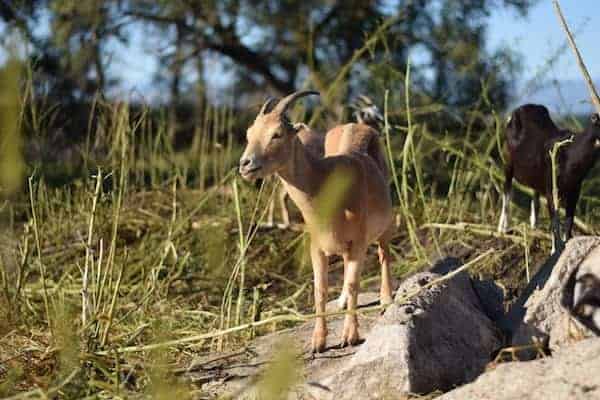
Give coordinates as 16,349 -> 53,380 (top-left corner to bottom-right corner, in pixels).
511,237 -> 600,354
307,271 -> 501,399
438,338 -> 600,400
191,268 -> 502,399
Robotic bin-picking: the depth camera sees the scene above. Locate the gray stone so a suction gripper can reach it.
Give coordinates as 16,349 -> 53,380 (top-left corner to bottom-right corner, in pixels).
438,338 -> 600,400
189,270 -> 501,399
188,293 -> 382,399
307,271 -> 501,399
512,236 -> 600,354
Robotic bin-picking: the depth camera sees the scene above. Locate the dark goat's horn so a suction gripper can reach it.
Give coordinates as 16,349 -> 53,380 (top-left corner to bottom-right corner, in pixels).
258,97 -> 279,115
272,90 -> 320,116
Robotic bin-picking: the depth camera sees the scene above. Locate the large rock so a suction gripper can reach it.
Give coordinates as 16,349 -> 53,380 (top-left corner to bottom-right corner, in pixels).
189,268 -> 501,399
306,271 -> 501,399
438,338 -> 600,400
511,237 -> 600,353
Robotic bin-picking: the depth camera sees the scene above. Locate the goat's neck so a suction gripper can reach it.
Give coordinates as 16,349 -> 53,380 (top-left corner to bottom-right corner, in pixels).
565,133 -> 600,181
276,136 -> 325,223
559,132 -> 599,185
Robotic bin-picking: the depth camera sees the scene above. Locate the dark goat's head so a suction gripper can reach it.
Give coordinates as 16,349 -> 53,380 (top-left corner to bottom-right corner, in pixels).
585,113 -> 600,149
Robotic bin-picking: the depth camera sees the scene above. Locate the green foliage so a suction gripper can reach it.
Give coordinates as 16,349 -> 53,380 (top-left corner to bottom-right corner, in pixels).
0,59 -> 25,195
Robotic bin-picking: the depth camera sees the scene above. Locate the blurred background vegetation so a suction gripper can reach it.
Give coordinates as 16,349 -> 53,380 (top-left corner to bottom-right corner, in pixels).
1,1 -> 533,136
4,0 -> 600,398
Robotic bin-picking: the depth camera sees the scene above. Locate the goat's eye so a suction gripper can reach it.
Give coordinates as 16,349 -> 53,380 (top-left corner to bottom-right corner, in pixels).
271,132 -> 283,140
592,114 -> 600,125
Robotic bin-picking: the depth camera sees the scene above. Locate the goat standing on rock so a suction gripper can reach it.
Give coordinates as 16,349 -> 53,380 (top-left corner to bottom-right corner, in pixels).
498,104 -> 600,252
239,90 -> 394,353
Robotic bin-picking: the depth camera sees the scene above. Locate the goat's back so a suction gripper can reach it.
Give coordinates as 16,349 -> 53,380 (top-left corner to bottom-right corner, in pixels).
324,123 -> 389,180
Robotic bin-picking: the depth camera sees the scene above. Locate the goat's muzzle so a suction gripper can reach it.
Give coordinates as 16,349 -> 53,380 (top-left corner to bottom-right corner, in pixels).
239,156 -> 263,180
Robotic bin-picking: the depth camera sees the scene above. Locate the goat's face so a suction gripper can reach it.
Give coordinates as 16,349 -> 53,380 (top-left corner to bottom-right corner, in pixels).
239,112 -> 296,180
239,91 -> 319,181
587,113 -> 600,149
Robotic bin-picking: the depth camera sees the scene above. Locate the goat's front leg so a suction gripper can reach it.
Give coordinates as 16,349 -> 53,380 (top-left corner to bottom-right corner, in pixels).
341,248 -> 365,347
310,242 -> 328,353
498,168 -> 513,233
530,192 -> 540,229
277,187 -> 291,229
266,193 -> 276,228
564,190 -> 579,242
547,200 -> 563,254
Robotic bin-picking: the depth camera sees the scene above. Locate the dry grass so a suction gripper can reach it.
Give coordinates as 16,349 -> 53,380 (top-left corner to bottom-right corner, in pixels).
2,18 -> 600,399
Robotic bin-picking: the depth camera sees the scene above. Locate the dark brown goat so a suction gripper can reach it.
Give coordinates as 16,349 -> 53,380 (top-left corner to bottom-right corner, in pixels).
498,104 -> 600,252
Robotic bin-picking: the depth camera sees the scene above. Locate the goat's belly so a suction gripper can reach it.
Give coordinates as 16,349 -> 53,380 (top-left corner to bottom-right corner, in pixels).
513,168 -> 547,193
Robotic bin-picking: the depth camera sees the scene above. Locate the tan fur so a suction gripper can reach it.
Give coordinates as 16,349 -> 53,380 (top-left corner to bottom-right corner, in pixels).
267,123 -> 324,228
239,92 -> 394,353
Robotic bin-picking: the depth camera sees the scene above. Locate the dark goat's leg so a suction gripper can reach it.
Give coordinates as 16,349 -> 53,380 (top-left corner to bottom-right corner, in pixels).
564,189 -> 580,241
547,199 -> 563,253
498,165 -> 513,233
530,192 -> 540,229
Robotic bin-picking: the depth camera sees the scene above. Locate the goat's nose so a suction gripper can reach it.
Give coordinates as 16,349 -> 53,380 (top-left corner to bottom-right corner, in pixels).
240,157 -> 252,168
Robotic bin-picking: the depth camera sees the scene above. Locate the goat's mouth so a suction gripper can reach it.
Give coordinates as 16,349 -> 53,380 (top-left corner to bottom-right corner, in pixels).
239,165 -> 263,180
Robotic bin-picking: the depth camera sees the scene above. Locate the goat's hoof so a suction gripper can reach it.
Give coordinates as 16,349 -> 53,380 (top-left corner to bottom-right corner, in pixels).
340,323 -> 360,347
336,293 -> 348,310
311,333 -> 327,354
380,293 -> 393,306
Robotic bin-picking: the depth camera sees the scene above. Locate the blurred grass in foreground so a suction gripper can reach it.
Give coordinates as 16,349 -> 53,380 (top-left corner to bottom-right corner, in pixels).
0,59 -> 25,196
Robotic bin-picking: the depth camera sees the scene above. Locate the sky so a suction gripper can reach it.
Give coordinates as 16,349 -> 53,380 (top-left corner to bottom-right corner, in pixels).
487,0 -> 600,114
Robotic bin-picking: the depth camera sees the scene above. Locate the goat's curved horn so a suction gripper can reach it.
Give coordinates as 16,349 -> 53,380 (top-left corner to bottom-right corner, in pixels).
554,0 -> 600,115
258,97 -> 279,115
272,90 -> 320,116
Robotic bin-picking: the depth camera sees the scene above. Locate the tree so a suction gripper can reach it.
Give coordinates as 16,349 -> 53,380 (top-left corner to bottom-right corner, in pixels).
1,0 -> 536,111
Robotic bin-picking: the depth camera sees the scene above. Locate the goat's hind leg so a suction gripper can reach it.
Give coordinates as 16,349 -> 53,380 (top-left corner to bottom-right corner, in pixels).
378,228 -> 394,306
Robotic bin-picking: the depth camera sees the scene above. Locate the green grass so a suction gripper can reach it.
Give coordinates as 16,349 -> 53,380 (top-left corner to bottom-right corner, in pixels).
3,45 -> 600,400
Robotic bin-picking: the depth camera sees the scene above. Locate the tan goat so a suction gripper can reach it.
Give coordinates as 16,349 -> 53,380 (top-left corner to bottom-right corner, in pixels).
239,91 -> 394,352
265,124 -> 324,228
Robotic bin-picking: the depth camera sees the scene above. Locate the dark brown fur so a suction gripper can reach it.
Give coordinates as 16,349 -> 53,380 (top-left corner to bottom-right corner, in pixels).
502,104 -> 600,247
